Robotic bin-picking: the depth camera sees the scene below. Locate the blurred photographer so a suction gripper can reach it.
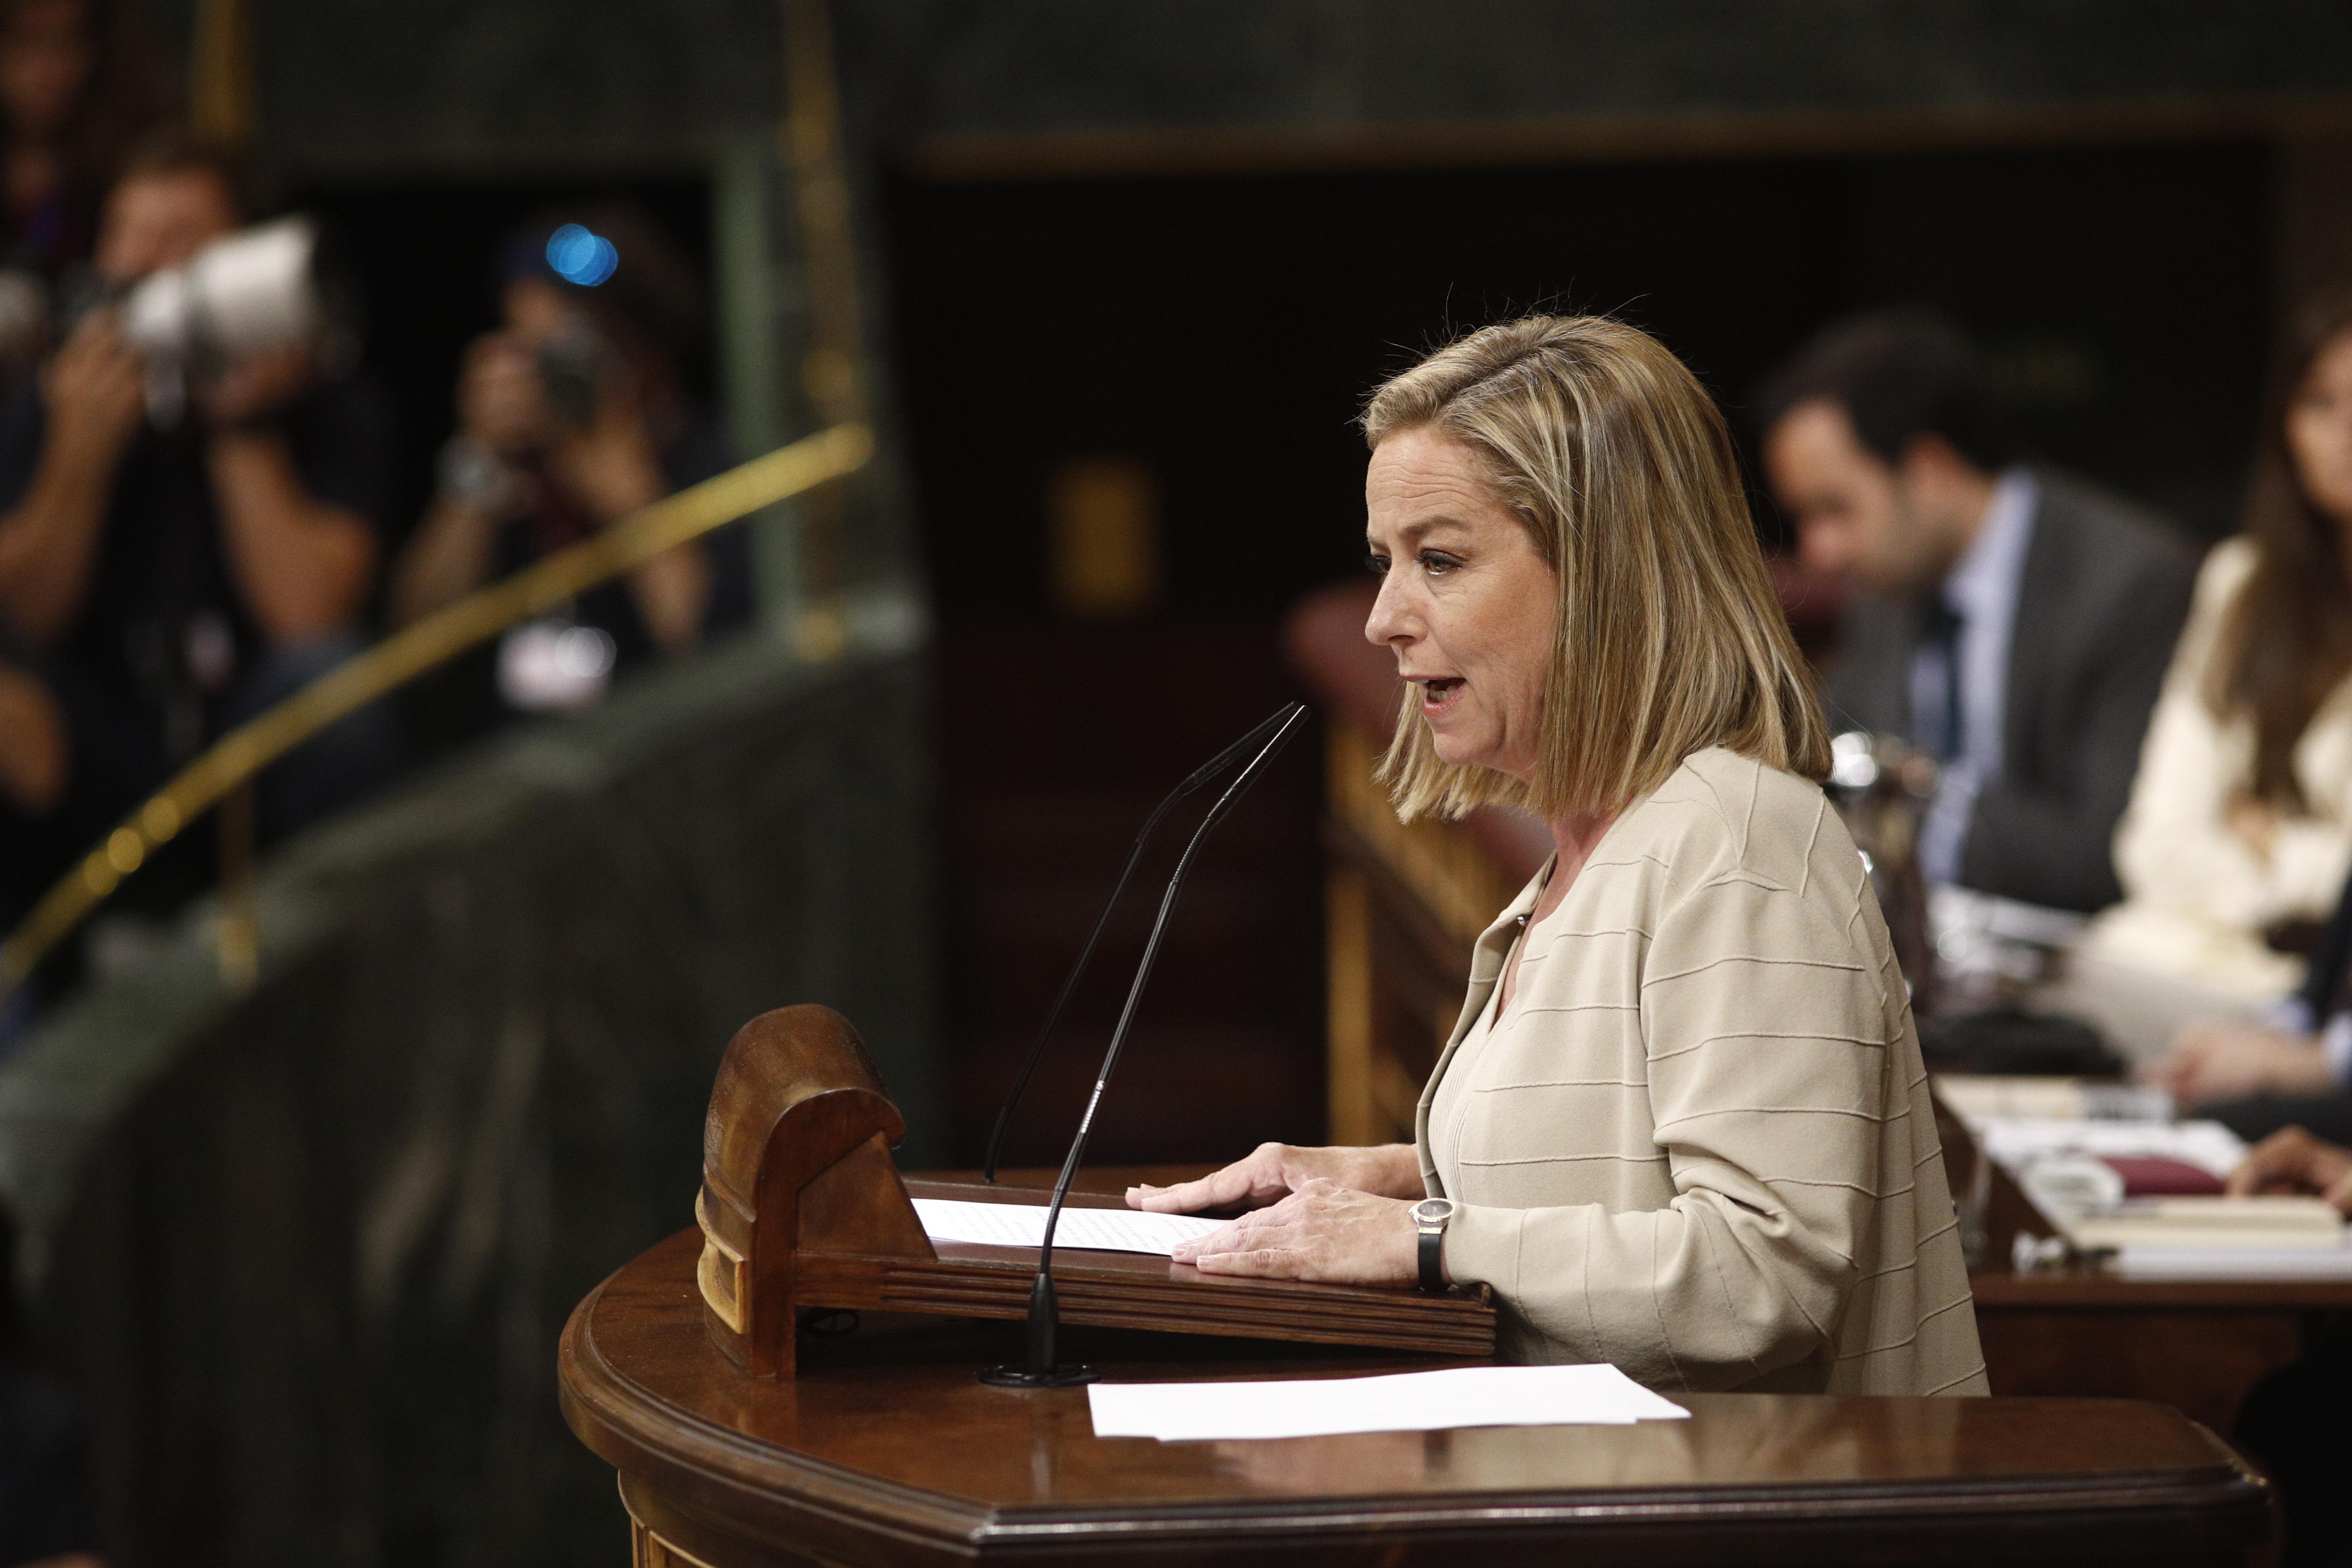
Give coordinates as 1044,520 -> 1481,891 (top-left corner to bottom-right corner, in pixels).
0,0 -> 166,273
391,206 -> 746,728
0,628 -> 66,1010
0,129 -> 396,874
0,0 -> 169,408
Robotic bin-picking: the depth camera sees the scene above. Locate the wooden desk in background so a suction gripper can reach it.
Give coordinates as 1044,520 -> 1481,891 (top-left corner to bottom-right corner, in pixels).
562,1223 -> 2271,1567
1320,718 -> 1543,1146
1941,1125 -> 2352,1437
1971,1270 -> 2347,1438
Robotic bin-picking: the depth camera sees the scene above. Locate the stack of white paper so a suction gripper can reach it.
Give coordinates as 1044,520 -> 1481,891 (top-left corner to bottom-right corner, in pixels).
1086,1363 -> 1689,1441
1931,1075 -> 2171,1126
2111,1246 -> 2352,1281
912,1197 -> 1224,1257
2064,1195 -> 2346,1254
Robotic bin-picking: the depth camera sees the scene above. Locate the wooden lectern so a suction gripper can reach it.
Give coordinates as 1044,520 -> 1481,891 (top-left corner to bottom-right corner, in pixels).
564,1232 -> 2272,1566
558,1005 -> 2273,1565
690,1004 -> 1494,1376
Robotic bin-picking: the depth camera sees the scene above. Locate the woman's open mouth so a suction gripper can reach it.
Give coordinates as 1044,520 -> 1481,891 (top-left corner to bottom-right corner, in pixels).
1420,677 -> 1465,715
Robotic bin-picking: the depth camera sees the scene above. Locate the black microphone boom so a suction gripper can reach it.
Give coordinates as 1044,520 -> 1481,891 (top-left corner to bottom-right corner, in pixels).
978,701 -> 1303,1184
979,701 -> 1310,1388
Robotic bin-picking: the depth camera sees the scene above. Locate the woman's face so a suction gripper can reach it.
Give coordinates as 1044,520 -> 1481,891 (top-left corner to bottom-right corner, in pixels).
1362,427 -> 1557,780
2287,329 -> 2352,530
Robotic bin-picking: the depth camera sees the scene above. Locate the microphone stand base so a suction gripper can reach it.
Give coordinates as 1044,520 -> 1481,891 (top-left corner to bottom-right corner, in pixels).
978,1362 -> 1100,1389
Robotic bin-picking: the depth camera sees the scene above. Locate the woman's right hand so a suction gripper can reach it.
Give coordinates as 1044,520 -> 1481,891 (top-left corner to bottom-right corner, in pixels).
2228,1124 -> 2352,1212
1126,1142 -> 1422,1214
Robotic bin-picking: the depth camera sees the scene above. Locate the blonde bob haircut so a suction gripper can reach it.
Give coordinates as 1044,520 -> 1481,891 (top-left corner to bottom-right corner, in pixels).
1364,315 -> 1832,822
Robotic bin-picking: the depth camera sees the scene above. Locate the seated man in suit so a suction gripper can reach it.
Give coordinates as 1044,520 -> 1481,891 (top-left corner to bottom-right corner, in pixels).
1760,310 -> 2198,913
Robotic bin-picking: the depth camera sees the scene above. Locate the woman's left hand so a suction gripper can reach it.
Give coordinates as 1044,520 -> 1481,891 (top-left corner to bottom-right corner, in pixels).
1170,1178 -> 1423,1286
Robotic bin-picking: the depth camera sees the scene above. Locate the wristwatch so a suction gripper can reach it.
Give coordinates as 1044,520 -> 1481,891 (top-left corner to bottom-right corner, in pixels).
1412,1198 -> 1456,1293
437,435 -> 522,517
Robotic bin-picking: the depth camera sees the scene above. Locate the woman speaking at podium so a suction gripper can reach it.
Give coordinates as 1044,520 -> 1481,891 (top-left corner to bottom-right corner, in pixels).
1130,316 -> 1987,1397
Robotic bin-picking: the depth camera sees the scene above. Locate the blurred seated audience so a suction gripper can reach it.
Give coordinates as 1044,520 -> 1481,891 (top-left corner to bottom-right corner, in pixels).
0,0 -> 168,416
1760,308 -> 2197,915
0,0 -> 165,276
2088,294 -> 2352,1040
0,654 -> 60,1048
0,622 -> 61,855
0,130 -> 398,921
0,630 -> 66,1038
390,206 -> 747,742
0,622 -> 156,1048
0,631 -> 62,823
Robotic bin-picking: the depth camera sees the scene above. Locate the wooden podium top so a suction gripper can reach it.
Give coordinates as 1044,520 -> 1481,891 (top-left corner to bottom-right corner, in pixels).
561,1229 -> 2272,1567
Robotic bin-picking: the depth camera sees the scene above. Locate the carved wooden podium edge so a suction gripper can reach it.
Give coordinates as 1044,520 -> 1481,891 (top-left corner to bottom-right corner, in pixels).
694,1004 -> 1495,1376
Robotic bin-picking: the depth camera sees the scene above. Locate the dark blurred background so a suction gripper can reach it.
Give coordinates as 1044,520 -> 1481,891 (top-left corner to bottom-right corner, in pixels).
890,141 -> 2275,1169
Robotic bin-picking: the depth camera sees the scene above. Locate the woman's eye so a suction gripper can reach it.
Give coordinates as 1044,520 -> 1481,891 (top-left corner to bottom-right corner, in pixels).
1419,551 -> 1462,576
1363,554 -> 1390,576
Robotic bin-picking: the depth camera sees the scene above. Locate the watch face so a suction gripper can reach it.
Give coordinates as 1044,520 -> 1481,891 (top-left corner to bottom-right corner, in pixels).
1413,1198 -> 1455,1226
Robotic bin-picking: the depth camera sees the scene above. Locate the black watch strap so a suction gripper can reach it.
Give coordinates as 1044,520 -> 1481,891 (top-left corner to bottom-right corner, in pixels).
1417,1224 -> 1445,1293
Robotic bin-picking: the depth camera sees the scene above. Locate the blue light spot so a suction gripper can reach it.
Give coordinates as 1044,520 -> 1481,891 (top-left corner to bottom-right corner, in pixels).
545,224 -> 595,274
545,224 -> 619,286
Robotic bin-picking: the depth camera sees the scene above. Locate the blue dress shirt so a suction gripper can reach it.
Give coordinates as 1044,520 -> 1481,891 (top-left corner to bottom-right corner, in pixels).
1913,469 -> 2038,887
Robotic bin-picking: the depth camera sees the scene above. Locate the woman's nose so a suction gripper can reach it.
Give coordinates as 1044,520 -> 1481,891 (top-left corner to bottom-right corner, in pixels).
1363,570 -> 1415,647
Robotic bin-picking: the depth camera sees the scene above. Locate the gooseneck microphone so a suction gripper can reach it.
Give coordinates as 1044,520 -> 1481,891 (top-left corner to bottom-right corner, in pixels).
979,701 -> 1305,1184
979,701 -> 1310,1388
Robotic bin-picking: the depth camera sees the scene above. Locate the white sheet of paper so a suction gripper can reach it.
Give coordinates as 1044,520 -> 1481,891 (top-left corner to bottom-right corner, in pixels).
1087,1363 -> 1691,1441
2112,1245 -> 2352,1280
913,1197 -> 1224,1257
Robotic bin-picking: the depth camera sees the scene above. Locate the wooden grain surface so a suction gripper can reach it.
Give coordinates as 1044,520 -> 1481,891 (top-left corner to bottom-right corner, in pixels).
560,1228 -> 2272,1567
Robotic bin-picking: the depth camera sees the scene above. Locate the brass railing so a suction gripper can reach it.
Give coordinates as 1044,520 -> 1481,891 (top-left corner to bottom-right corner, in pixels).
0,420 -> 874,995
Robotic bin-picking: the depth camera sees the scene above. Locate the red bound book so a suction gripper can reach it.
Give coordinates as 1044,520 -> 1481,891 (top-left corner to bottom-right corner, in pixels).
2099,1156 -> 2228,1197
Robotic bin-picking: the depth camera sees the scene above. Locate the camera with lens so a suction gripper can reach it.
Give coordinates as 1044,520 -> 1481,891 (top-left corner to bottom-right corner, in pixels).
534,319 -> 618,431
99,215 -> 353,425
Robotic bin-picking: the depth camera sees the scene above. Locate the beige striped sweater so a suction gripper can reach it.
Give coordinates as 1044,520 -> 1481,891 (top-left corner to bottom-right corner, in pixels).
1417,747 -> 1988,1396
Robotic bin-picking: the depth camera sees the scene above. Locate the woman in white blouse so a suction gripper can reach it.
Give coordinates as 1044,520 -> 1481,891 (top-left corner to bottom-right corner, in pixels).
2108,295 -> 2352,1102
